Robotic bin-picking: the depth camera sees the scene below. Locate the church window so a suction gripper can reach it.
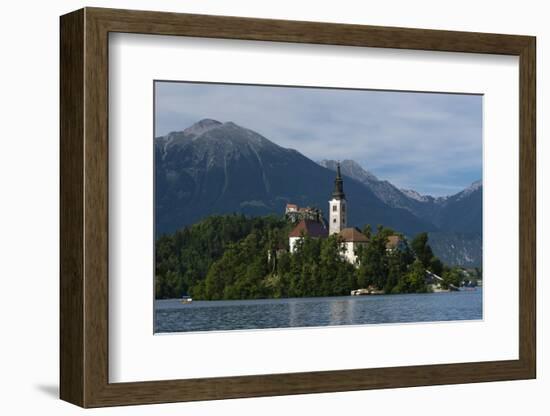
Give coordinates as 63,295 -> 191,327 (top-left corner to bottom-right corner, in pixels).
332,205 -> 337,212
333,218 -> 336,223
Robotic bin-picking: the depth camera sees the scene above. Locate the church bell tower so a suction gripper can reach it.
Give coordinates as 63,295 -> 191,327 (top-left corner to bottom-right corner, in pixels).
329,162 -> 347,235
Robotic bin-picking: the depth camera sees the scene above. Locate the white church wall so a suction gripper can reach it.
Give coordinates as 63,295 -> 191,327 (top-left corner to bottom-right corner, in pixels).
343,241 -> 357,264
289,237 -> 299,253
329,198 -> 347,235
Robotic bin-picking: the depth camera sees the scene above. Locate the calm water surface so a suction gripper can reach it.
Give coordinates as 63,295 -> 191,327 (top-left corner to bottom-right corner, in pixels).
155,290 -> 482,333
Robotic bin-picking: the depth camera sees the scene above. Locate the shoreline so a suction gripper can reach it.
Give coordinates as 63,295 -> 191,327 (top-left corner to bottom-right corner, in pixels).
155,288 -> 481,307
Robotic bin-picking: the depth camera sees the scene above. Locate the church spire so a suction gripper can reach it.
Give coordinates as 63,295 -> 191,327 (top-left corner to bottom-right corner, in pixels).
332,162 -> 346,200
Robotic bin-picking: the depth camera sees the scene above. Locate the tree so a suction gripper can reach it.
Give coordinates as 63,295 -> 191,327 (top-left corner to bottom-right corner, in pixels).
319,234 -> 353,296
155,213 -> 449,300
362,224 -> 372,240
376,224 -> 395,240
429,257 -> 444,276
411,232 -> 434,268
356,226 -> 389,290
394,259 -> 428,293
441,268 -> 462,289
385,250 -> 406,293
155,214 -> 290,299
155,270 -> 183,299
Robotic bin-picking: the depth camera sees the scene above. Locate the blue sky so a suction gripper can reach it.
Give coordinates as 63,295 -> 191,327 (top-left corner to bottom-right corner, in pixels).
155,81 -> 482,197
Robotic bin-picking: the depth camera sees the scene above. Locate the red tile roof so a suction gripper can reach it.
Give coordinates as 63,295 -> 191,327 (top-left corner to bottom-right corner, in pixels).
289,219 -> 328,238
339,227 -> 368,242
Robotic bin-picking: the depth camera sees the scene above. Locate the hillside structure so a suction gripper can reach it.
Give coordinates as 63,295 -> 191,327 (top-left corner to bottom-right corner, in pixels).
386,235 -> 406,252
288,162 -> 369,264
285,203 -> 325,225
339,227 -> 369,263
288,219 -> 328,253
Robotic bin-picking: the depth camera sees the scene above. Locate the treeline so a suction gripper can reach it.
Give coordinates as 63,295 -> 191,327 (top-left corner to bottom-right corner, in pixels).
155,214 -> 290,299
155,214 -> 462,300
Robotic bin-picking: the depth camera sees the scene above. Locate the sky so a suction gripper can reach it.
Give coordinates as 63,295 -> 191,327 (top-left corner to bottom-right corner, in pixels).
155,81 -> 482,197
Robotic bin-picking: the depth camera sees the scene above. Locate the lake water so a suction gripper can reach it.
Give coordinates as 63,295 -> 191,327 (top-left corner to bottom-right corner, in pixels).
155,289 -> 482,333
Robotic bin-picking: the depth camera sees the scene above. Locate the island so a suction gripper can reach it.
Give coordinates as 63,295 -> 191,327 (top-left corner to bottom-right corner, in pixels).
155,164 -> 481,301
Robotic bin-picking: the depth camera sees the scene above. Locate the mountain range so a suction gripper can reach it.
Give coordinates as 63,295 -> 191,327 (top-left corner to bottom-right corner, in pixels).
318,159 -> 482,234
155,119 -> 482,267
318,160 -> 482,266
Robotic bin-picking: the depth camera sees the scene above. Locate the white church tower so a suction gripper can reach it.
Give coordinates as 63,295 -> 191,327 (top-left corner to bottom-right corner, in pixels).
329,162 -> 347,235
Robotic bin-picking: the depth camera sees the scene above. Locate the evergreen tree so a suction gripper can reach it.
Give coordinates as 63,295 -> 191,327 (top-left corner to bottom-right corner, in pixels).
394,259 -> 428,293
441,267 -> 462,289
429,256 -> 444,276
411,232 -> 434,269
356,227 -> 388,290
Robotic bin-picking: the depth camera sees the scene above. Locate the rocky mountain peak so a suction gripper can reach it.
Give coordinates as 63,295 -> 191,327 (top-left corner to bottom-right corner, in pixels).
318,159 -> 379,183
182,118 -> 223,137
400,188 -> 432,202
453,179 -> 482,201
467,179 -> 482,192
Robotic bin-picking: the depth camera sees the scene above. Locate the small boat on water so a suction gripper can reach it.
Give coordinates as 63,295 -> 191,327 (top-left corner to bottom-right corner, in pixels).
180,296 -> 193,304
351,286 -> 385,296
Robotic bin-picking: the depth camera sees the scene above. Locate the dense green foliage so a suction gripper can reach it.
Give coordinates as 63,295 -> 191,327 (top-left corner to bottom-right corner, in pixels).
441,268 -> 462,289
155,215 -> 460,300
155,214 -> 290,299
270,234 -> 357,298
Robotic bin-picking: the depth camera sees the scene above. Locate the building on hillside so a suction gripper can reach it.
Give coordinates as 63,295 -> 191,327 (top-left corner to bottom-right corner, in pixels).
285,203 -> 298,213
385,235 -> 406,252
288,163 -> 366,263
286,162 -> 405,265
285,203 -> 325,225
288,219 -> 328,253
338,227 -> 369,264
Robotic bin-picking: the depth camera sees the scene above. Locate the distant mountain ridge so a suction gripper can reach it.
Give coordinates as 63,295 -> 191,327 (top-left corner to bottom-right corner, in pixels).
155,119 -> 482,266
319,159 -> 482,232
155,119 -> 435,237
319,159 -> 439,217
319,159 -> 482,266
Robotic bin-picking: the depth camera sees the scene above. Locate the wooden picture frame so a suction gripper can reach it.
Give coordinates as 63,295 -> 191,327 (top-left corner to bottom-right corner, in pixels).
60,7 -> 536,408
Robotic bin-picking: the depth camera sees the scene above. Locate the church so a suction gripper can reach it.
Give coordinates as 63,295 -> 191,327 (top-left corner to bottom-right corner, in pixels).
288,163 -> 369,264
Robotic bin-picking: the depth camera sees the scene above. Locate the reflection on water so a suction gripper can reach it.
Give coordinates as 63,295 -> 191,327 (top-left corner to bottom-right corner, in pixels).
155,290 -> 482,333
329,299 -> 352,325
288,301 -> 297,328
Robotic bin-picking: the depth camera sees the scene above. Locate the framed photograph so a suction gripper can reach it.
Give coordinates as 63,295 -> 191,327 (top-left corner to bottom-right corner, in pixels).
60,7 -> 536,408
